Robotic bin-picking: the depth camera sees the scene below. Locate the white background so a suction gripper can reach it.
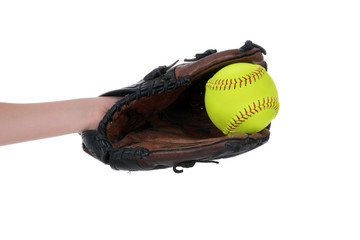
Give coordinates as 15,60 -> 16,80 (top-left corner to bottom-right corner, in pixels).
1,0 -> 359,239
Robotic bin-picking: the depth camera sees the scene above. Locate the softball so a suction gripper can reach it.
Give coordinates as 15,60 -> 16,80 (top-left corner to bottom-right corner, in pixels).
205,63 -> 279,135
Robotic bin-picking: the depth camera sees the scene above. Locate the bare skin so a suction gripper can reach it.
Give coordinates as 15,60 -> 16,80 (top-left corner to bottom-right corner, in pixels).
0,97 -> 118,146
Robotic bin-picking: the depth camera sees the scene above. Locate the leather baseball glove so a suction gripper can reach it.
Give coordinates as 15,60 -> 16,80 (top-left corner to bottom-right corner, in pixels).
81,40 -> 271,173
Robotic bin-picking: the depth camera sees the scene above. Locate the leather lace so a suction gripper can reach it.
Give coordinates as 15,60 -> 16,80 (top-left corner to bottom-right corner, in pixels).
173,160 -> 219,173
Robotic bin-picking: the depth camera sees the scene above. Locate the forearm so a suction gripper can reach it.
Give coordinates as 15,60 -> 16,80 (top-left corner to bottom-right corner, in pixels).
0,97 -> 118,146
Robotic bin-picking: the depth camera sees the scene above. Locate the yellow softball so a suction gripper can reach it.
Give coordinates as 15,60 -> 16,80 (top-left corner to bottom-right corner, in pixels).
205,63 -> 279,135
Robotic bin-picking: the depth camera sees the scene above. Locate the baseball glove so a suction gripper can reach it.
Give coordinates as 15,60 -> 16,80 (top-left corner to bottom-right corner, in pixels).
81,40 -> 271,173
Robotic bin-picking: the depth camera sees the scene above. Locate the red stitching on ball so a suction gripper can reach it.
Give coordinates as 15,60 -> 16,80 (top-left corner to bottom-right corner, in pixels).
252,102 -> 259,113
223,97 -> 279,135
205,66 -> 266,91
238,78 -> 243,88
243,76 -> 248,86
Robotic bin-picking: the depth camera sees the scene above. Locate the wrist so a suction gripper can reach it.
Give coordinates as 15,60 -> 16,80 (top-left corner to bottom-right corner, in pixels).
87,97 -> 119,131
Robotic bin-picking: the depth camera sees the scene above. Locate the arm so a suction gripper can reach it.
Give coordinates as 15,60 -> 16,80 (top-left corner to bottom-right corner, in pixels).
0,97 -> 118,146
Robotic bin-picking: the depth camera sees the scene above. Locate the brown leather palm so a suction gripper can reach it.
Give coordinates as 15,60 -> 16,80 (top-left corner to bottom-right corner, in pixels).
81,41 -> 271,172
